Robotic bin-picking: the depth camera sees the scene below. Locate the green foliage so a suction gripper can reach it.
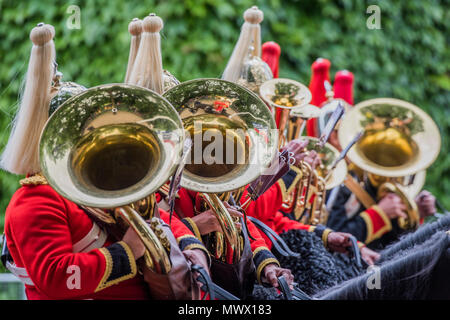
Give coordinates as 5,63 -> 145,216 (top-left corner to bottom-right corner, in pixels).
0,0 -> 449,235
272,82 -> 300,105
0,281 -> 25,300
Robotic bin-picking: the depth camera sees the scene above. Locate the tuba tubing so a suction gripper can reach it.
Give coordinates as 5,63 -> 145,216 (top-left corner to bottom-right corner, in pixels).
377,182 -> 420,230
201,193 -> 241,263
163,78 -> 278,264
310,172 -> 327,225
115,206 -> 172,274
294,162 -> 313,221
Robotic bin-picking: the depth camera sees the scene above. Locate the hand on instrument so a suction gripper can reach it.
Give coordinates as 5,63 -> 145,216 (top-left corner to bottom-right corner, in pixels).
184,248 -> 212,296
415,190 -> 437,219
191,203 -> 243,235
122,227 -> 146,260
303,150 -> 322,169
328,130 -> 342,152
223,202 -> 243,231
281,138 -> 323,169
184,248 -> 210,276
327,231 -> 352,253
262,263 -> 294,290
377,193 -> 407,219
281,138 -> 309,165
360,246 -> 380,266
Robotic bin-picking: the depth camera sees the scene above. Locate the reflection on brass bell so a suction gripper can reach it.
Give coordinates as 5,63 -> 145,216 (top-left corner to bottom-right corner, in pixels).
236,46 -> 273,94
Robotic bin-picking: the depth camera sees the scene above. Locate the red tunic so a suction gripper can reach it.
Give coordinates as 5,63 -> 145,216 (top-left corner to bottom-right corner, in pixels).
169,178 -> 313,258
174,188 -> 270,257
4,183 -> 205,300
170,187 -> 282,283
238,182 -> 312,247
307,58 -> 331,137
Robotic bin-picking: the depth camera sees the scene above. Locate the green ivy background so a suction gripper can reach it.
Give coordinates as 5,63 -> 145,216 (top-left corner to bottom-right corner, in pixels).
0,0 -> 448,236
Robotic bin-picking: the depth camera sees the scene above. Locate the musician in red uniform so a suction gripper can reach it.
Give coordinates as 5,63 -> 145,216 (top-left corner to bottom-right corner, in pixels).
324,70 -> 437,250
244,139 -> 380,265
1,23 -> 210,300
158,186 -> 294,293
326,171 -> 437,250
4,179 -> 209,300
258,43 -> 379,263
155,138 -> 379,276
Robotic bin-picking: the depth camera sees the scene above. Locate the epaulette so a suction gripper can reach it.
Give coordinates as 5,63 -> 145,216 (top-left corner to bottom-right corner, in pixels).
20,173 -> 48,186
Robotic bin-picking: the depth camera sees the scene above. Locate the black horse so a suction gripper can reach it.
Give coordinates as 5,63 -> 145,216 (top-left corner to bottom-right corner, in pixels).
252,215 -> 450,300
251,229 -> 365,299
379,214 -> 450,263
316,215 -> 450,300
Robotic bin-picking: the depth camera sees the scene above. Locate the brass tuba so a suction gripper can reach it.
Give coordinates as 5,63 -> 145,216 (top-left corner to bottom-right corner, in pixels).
163,79 -> 278,262
338,98 -> 441,229
39,83 -> 185,273
259,78 -> 313,148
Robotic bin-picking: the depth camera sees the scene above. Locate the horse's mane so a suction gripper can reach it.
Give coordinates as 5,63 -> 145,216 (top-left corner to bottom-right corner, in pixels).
252,229 -> 364,299
379,215 -> 450,263
276,229 -> 362,295
315,229 -> 450,300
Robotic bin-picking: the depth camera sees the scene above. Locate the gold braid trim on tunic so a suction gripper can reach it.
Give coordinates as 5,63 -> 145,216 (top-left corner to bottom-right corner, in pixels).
20,173 -> 48,186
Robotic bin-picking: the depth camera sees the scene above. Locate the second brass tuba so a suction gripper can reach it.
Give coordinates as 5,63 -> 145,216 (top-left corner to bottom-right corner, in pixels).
163,78 -> 278,262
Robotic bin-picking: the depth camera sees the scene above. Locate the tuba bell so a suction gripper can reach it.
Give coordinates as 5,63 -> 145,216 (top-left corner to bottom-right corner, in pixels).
163,78 -> 278,263
338,98 -> 441,229
39,83 -> 185,274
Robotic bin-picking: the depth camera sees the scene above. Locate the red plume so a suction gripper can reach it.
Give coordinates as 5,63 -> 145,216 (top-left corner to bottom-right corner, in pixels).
262,41 -> 281,78
333,70 -> 354,105
307,58 -> 331,137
